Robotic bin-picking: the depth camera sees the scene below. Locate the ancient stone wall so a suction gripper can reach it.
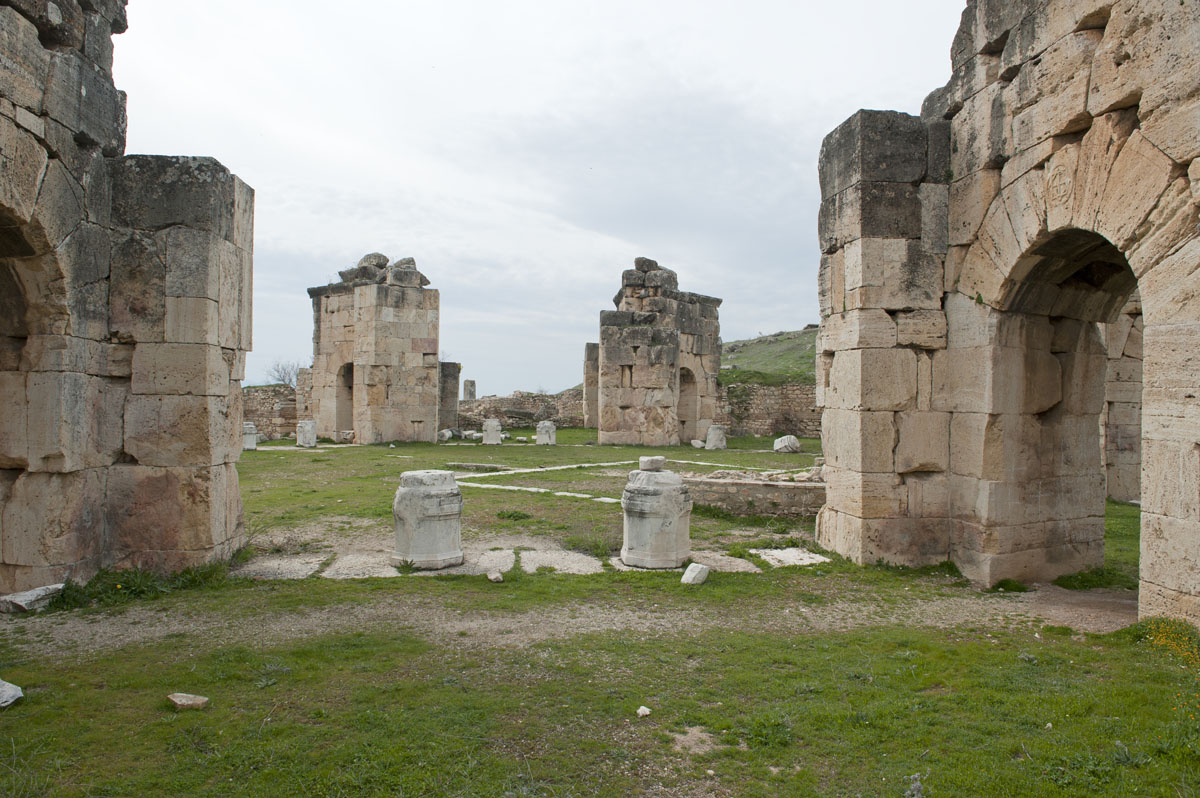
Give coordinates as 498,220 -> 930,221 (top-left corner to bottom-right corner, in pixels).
684,477 -> 825,518
595,258 -> 721,446
1101,294 -> 1142,502
715,382 -> 820,438
242,384 -> 297,440
0,1 -> 254,592
459,389 -> 584,430
815,0 -> 1200,625
306,255 -> 444,443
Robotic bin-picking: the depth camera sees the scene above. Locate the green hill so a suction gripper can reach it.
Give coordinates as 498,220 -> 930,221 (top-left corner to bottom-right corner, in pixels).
719,326 -> 818,385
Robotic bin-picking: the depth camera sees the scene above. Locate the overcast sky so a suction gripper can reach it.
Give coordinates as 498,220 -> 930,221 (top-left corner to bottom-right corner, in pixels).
113,0 -> 965,395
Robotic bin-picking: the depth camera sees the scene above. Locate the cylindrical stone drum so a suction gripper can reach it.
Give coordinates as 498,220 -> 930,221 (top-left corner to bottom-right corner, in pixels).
391,470 -> 465,569
620,469 -> 692,568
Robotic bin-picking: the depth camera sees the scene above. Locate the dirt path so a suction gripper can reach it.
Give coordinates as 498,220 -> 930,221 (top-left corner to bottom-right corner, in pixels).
1,581 -> 1138,662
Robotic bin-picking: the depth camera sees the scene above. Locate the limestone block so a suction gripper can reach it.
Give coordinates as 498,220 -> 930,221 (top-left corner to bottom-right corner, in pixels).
26,371 -> 124,472
108,230 -> 165,343
932,346 -> 1061,415
904,471 -> 949,519
819,182 -> 922,253
949,413 -> 1042,482
773,435 -> 802,454
535,420 -> 556,445
950,83 -> 1010,177
482,418 -> 502,445
825,348 -> 917,412
818,110 -> 928,200
1055,348 -> 1106,415
895,311 -> 947,349
164,297 -> 219,346
703,424 -> 727,451
817,309 -> 896,352
945,293 -> 1052,350
1095,131 -> 1179,252
1072,110 -> 1139,232
1141,439 -> 1200,521
1142,93 -> 1200,165
105,463 -> 244,573
895,411 -> 949,473
681,563 -> 709,585
823,466 -> 907,518
0,8 -> 50,113
0,115 -> 48,229
818,249 -> 845,317
131,343 -> 230,397
1140,512 -> 1200,601
948,169 -> 1001,247
296,420 -> 316,448
621,468 -> 692,569
29,160 -> 84,254
1042,141 -> 1080,233
2,468 -> 105,569
1008,30 -> 1101,151
42,49 -> 124,154
1040,414 -> 1104,477
821,408 -> 896,473
817,505 -> 950,567
124,394 -> 239,468
1137,235 -> 1200,327
391,470 -> 464,570
0,372 -> 28,469
920,183 -> 950,255
109,156 -> 241,246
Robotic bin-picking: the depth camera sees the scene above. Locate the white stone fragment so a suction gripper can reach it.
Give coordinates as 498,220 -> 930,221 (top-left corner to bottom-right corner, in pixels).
516,436 -> 528,442
639,456 -> 666,472
482,419 -> 502,445
636,705 -> 652,717
691,439 -> 704,448
242,422 -> 258,451
437,429 -> 453,442
704,425 -> 728,450
487,570 -> 504,583
621,468 -> 692,568
748,548 -> 831,568
391,470 -> 464,569
296,420 -> 317,448
536,420 -> 557,445
681,563 -> 710,584
0,679 -> 23,708
0,583 -> 64,613
167,693 -> 209,710
773,435 -> 803,453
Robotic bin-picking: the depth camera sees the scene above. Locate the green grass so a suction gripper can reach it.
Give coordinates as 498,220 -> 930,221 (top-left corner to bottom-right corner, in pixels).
720,327 -> 818,385
2,621 -> 1198,796
1054,500 -> 1141,591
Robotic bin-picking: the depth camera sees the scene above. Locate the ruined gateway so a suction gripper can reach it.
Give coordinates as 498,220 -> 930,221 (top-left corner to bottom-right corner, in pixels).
585,258 -> 721,446
815,0 -> 1200,623
301,254 -> 459,444
0,1 -> 253,592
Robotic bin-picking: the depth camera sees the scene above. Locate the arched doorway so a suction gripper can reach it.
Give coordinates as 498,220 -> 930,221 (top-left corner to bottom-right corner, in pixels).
678,367 -> 699,443
336,362 -> 354,434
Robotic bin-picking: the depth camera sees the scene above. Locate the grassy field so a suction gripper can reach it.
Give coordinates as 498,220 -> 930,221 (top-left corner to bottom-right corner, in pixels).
1,438 -> 1197,797
720,327 -> 818,386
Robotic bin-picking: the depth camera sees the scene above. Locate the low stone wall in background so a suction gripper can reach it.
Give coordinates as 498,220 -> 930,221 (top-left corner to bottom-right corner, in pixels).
684,477 -> 825,518
716,382 -> 819,438
243,384 -> 298,440
459,389 -> 584,429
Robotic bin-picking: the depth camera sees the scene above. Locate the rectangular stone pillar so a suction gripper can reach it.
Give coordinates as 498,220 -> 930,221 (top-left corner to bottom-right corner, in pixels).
583,342 -> 599,428
815,110 -> 953,568
462,379 -> 476,401
438,361 -> 461,430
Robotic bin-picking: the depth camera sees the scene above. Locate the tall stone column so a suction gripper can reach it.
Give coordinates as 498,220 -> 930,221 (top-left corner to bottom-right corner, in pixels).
583,342 -> 599,428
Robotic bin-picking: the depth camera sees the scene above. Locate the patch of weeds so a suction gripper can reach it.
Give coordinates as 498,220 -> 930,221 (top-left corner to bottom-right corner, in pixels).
1053,567 -> 1138,591
497,510 -> 532,521
987,578 -> 1030,593
740,710 -> 794,748
564,531 -> 617,559
1041,624 -> 1074,637
393,560 -> 418,574
48,563 -> 235,611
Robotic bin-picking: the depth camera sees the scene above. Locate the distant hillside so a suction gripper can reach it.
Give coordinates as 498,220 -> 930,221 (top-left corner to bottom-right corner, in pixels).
719,326 -> 818,385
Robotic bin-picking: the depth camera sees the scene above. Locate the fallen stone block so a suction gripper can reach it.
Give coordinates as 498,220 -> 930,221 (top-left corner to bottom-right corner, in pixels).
296,420 -> 317,448
0,583 -> 64,613
773,435 -> 803,453
0,679 -> 23,708
691,439 -> 704,448
704,425 -> 727,450
487,571 -> 504,583
167,693 -> 208,710
681,563 -> 710,585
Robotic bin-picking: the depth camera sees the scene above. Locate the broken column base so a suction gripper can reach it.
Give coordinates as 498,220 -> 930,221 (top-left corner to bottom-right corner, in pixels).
392,470 -> 465,570
620,465 -> 692,569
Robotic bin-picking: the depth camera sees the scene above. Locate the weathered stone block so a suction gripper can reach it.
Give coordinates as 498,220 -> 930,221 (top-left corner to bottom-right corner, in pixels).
109,156 -> 240,244
124,394 -> 238,468
817,310 -> 897,352
895,411 -> 950,473
130,343 -> 230,397
823,466 -> 907,518
0,114 -> 48,229
621,468 -> 692,568
391,470 -> 464,570
1,468 -> 105,569
822,409 -> 896,473
0,7 -> 49,113
818,110 -> 927,200
825,348 -> 917,412
895,310 -> 947,349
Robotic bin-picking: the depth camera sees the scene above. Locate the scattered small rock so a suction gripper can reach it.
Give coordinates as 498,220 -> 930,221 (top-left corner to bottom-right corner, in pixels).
168,693 -> 209,710
690,439 -> 704,448
681,563 -> 709,585
487,571 -> 504,583
0,679 -> 23,708
636,705 -> 651,717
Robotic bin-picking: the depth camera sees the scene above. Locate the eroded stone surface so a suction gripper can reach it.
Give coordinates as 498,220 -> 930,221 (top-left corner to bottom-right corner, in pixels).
391,470 -> 464,570
621,467 -> 692,569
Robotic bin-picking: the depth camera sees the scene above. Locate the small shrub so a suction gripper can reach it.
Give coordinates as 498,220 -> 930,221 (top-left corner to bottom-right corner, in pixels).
1053,567 -> 1138,591
497,510 -> 533,521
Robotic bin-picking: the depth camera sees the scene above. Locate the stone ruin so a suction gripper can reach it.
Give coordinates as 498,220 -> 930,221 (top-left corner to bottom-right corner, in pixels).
815,0 -> 1200,623
0,1 -> 254,593
299,254 -> 459,444
1102,294 -> 1142,502
587,258 -> 722,446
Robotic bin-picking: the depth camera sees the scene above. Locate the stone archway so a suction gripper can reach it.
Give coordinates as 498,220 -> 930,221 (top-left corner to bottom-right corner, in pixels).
815,0 -> 1200,623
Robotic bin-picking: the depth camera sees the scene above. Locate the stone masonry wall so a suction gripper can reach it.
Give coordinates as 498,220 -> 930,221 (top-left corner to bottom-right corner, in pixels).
1101,294 -> 1142,502
307,254 -> 441,444
716,382 -> 820,438
459,389 -> 584,430
0,1 -> 254,591
815,0 -> 1200,626
242,384 -> 297,440
684,477 -> 826,518
596,258 -> 721,446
